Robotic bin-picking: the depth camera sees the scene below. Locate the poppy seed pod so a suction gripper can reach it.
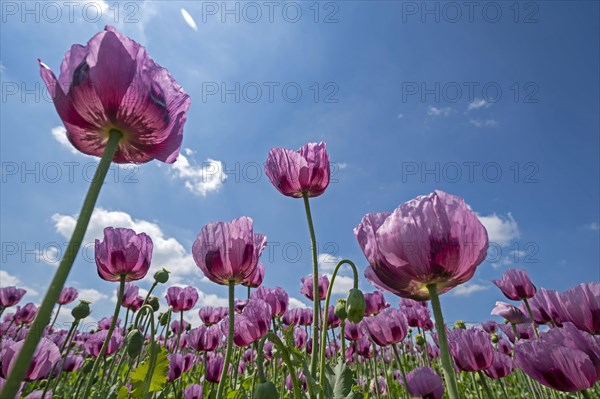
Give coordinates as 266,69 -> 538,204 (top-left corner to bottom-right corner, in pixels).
346,288 -> 366,324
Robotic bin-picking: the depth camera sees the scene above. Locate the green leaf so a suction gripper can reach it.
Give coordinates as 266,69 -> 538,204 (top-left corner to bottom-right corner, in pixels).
116,386 -> 130,399
130,342 -> 169,398
324,360 -> 362,399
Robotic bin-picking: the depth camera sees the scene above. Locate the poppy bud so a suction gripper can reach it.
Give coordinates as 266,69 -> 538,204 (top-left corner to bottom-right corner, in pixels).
455,320 -> 466,329
126,329 -> 144,357
148,296 -> 160,312
415,334 -> 426,346
345,288 -> 366,324
334,299 -> 347,320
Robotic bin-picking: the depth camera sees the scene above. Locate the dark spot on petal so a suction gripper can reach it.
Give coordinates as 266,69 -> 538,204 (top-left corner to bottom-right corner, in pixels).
72,61 -> 89,87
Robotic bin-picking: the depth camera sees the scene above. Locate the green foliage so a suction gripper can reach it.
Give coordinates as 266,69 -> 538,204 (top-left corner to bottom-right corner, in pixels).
130,343 -> 169,398
323,360 -> 362,399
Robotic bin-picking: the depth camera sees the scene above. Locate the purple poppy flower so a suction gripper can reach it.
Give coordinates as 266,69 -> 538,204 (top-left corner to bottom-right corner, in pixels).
491,301 -> 531,324
356,337 -> 374,358
23,390 -> 52,399
167,353 -> 186,382
171,320 -> 190,335
183,384 -> 203,399
447,328 -> 494,372
492,269 -> 537,300
192,217 -> 266,286
56,287 -> 78,305
483,351 -> 514,379
344,321 -> 363,341
84,330 -> 122,357
515,322 -> 600,392
165,286 -> 198,313
95,227 -> 153,282
121,283 -> 139,307
221,299 -> 271,347
38,26 -> 191,164
186,325 -> 220,352
242,263 -> 265,288
264,142 -> 330,198
356,190 -> 489,300
251,286 -> 289,318
497,337 -> 513,355
234,299 -> 248,314
0,287 -> 27,309
1,338 -> 60,381
98,316 -> 121,330
399,298 -> 428,309
300,274 -> 329,301
370,376 -> 388,395
499,323 -> 535,344
405,367 -> 444,399
364,291 -> 389,316
198,306 -> 228,326
559,283 -> 599,335
14,303 -> 37,325
294,327 -> 308,349
360,308 -> 408,347
205,354 -> 224,383
525,288 -> 565,326
481,320 -> 498,334
62,353 -> 84,373
403,305 -> 432,328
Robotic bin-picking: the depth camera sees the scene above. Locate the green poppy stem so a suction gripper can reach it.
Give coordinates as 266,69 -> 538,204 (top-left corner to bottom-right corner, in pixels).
522,298 -> 540,338
81,275 -> 126,398
0,130 -> 122,399
215,280 -> 235,399
318,259 -> 359,399
302,193 -> 321,378
581,389 -> 592,399
427,283 -> 460,399
477,370 -> 495,399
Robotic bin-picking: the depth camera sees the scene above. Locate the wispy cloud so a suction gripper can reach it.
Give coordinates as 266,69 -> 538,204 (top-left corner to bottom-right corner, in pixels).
51,126 -> 79,155
467,98 -> 491,112
452,283 -> 489,297
289,297 -> 308,309
584,222 -> 600,231
427,106 -> 452,117
0,270 -> 39,298
181,8 -> 198,31
469,119 -> 498,128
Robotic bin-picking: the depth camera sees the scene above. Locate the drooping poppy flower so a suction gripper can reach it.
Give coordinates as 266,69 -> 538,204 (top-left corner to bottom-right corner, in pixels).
492,269 -> 537,300
57,287 -> 78,305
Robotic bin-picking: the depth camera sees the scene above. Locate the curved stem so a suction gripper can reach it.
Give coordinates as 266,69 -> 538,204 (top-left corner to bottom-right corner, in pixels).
318,259 -> 359,399
81,275 -> 126,397
302,193 -> 321,378
0,130 -> 122,399
256,332 -> 302,399
215,281 -> 235,399
427,283 -> 460,399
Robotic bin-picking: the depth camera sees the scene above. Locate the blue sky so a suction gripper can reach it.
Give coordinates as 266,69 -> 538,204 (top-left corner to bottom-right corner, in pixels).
1,1 -> 598,328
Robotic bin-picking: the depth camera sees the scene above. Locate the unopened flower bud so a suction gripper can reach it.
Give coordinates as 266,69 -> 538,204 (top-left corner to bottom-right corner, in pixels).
71,300 -> 91,320
334,299 -> 347,320
345,288 -> 366,324
154,268 -> 170,284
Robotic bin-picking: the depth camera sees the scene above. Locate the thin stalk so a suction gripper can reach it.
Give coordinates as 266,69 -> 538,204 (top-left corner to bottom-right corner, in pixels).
302,193 -> 321,379
427,283 -> 460,399
1,130 -> 122,398
50,304 -> 61,329
317,259 -> 359,399
392,344 -> 409,399
81,275 -> 126,397
523,298 -> 540,339
477,370 -> 495,399
215,281 -> 235,399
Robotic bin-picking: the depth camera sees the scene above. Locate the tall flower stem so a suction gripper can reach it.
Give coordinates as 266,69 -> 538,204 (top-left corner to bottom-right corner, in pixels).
318,259 -> 359,399
256,332 -> 302,399
392,344 -> 409,399
81,275 -> 126,397
522,298 -> 540,338
302,193 -> 321,377
1,130 -> 122,398
50,304 -> 62,329
427,284 -> 460,399
477,370 -> 495,399
215,281 -> 235,399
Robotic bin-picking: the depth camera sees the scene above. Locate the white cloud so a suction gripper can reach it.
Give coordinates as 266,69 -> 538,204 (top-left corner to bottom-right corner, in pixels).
78,288 -> 108,303
288,297 -> 308,309
318,253 -> 343,273
452,283 -> 489,297
397,113 -> 404,119
337,163 -> 348,170
51,208 -> 201,283
427,106 -> 452,117
478,213 -> 520,246
469,119 -> 498,128
0,271 -> 39,298
171,151 -> 227,197
51,126 -> 79,154
325,274 -> 353,295
181,8 -> 198,31
467,98 -> 491,112
584,222 -> 600,231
